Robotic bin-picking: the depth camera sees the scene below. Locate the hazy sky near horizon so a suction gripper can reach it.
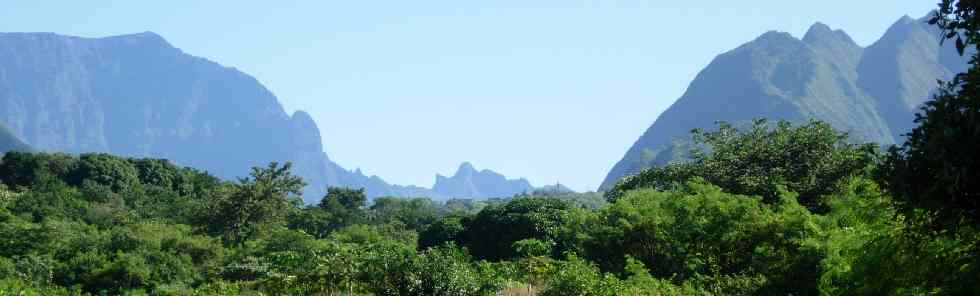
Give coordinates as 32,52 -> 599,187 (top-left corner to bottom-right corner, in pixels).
2,1 -> 936,191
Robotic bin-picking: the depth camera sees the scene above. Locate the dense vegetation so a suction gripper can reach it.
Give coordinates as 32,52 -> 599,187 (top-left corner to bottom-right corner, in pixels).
2,1 -> 979,295
1,114 -> 975,295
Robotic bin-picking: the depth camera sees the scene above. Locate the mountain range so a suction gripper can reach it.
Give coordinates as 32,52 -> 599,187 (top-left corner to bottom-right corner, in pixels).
600,14 -> 970,190
0,32 -> 538,202
1,14 -> 956,197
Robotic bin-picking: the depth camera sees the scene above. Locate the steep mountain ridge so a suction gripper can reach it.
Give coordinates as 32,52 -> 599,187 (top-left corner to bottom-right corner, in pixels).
0,32 -> 538,201
0,123 -> 31,153
601,14 -> 968,190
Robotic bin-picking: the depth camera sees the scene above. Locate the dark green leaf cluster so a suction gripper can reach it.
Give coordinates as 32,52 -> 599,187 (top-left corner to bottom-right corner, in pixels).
933,0 -> 980,54
886,2 -> 980,228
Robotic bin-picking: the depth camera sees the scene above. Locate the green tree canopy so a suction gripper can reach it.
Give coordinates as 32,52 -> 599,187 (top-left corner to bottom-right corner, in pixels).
458,197 -> 573,260
319,187 -> 366,210
608,119 -> 878,212
203,162 -> 305,245
590,181 -> 823,295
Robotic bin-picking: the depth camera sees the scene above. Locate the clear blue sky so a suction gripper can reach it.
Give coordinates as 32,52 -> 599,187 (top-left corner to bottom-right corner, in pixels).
1,1 -> 935,191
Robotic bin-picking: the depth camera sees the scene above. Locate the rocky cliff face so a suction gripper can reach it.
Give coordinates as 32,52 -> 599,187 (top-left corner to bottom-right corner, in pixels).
601,15 -> 968,190
0,31 -> 378,202
0,31 -> 543,202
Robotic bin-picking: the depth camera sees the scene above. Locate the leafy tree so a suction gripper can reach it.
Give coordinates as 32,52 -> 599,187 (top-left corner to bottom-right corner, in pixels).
369,197 -> 438,230
512,238 -> 552,258
203,162 -> 305,245
609,119 -> 878,212
459,197 -> 573,260
0,152 -> 76,189
129,158 -> 185,192
539,253 -> 621,296
363,243 -> 500,296
934,0 -> 980,55
71,153 -> 140,193
286,207 -> 337,239
418,215 -> 466,250
517,190 -> 607,210
319,187 -> 366,210
296,186 -> 368,234
329,223 -> 418,247
588,181 -> 824,295
406,244 -> 499,296
819,178 -> 980,295
6,176 -> 86,223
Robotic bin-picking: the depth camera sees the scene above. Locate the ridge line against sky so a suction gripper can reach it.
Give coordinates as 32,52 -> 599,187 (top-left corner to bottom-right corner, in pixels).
0,1 -> 935,191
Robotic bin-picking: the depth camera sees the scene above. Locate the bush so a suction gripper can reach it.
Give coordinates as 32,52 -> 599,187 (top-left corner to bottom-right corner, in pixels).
585,180 -> 824,295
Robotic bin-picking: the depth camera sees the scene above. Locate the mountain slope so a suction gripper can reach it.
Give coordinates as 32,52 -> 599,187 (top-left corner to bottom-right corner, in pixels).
0,31 -> 540,202
601,15 -> 967,190
0,31 -> 344,202
857,15 -> 968,143
0,123 -> 31,153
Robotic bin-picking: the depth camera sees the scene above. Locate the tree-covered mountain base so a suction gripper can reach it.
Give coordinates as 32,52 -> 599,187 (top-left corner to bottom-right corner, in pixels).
1,114 -> 976,295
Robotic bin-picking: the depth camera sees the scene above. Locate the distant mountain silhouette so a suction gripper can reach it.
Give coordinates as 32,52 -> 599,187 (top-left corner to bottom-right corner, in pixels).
601,14 -> 969,190
0,123 -> 31,153
431,162 -> 535,198
0,32 -> 538,201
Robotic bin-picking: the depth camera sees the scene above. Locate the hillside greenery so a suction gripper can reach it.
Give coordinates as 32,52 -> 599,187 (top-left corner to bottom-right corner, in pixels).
1,111 -> 976,295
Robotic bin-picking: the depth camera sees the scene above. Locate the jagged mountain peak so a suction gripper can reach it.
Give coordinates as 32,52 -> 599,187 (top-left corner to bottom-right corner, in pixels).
880,15 -> 929,42
0,31 -> 546,202
804,22 -> 834,37
291,110 -> 315,123
432,162 -> 535,199
753,30 -> 800,45
600,14 -> 966,190
456,162 -> 477,175
803,22 -> 858,48
897,15 -> 916,25
856,12 -> 967,144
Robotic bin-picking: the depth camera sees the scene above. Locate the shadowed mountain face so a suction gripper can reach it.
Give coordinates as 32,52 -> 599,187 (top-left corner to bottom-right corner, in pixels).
0,31 -> 350,202
601,15 -> 968,190
0,123 -> 31,153
0,32 -> 539,202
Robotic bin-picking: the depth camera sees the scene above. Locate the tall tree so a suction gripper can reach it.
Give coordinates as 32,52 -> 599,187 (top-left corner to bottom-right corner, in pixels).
206,162 -> 305,245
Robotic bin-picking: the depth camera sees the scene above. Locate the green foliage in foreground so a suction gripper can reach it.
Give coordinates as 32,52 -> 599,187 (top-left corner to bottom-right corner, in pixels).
607,119 -> 878,212
1,127 -> 978,295
583,182 -> 823,295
